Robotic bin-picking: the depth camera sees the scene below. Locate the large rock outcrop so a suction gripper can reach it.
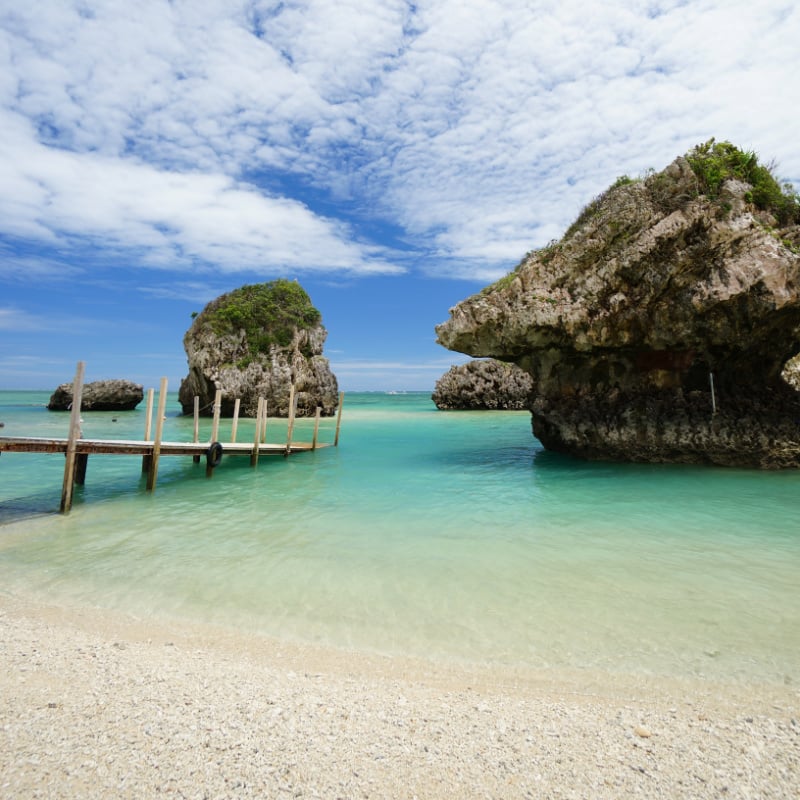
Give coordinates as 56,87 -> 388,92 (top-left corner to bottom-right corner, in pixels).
436,141 -> 800,468
179,280 -> 338,417
48,380 -> 143,411
433,360 -> 533,410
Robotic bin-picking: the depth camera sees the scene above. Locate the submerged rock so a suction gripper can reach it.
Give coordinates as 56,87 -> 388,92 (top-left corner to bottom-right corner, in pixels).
432,360 -> 533,410
48,379 -> 144,411
179,280 -> 338,417
436,141 -> 800,468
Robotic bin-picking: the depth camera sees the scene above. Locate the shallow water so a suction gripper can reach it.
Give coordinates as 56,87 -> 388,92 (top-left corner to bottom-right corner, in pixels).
1,390 -> 798,685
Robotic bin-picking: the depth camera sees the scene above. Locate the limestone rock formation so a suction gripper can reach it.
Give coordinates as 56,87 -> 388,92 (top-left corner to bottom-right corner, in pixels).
783,354 -> 800,391
48,380 -> 144,411
436,142 -> 800,468
433,360 -> 533,410
179,280 -> 338,417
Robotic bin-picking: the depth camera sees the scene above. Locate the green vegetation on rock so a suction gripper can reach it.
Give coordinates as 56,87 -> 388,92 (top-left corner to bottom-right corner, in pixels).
686,139 -> 800,225
199,279 -> 322,356
481,140 -> 799,301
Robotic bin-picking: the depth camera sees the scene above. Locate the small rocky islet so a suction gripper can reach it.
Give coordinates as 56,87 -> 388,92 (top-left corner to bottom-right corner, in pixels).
47,379 -> 144,412
178,279 -> 338,418
436,140 -> 800,468
432,360 -> 533,410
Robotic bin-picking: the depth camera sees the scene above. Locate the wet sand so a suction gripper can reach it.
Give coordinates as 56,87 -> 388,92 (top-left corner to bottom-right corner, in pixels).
1,590 -> 797,799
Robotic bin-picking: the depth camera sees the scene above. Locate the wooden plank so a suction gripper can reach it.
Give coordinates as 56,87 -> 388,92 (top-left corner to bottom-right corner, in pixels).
60,361 -> 85,513
146,377 -> 168,492
0,437 -> 328,456
0,437 -> 70,453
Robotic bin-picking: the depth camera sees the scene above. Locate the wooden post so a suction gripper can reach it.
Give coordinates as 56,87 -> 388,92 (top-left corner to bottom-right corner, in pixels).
144,388 -> 155,439
74,453 -> 89,485
285,385 -> 296,455
210,389 -> 222,442
231,398 -> 241,443
261,400 -> 268,444
146,377 -> 168,492
192,396 -> 200,463
60,361 -> 85,513
312,407 -> 321,450
193,396 -> 200,442
334,392 -> 344,446
251,397 -> 264,467
141,387 -> 155,473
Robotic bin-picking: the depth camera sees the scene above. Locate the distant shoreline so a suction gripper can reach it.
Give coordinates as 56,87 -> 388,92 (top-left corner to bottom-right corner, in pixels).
2,588 -> 797,799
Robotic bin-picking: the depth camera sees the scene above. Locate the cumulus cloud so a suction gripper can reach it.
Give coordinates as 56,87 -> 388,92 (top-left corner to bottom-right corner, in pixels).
1,0 -> 798,280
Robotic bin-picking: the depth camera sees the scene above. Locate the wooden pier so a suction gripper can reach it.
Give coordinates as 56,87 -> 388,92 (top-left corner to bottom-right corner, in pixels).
0,362 -> 344,513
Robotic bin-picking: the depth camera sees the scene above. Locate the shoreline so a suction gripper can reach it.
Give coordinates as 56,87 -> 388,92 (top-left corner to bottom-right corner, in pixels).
2,589 -> 798,798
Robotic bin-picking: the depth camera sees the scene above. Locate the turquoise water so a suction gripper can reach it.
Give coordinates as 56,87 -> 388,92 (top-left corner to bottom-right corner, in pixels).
1,390 -> 799,684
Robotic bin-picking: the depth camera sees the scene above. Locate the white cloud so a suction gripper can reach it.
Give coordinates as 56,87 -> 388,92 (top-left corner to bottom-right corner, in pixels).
1,0 -> 798,279
0,118 -> 403,274
0,306 -> 53,332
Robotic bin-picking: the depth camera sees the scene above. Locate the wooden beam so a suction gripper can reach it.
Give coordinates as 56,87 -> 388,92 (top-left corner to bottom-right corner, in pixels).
334,392 -> 344,446
141,387 -> 155,473
146,377 -> 168,492
285,385 -> 296,455
210,388 -> 222,442
312,407 -> 321,450
192,395 -> 200,463
74,453 -> 89,485
60,361 -> 85,513
231,398 -> 241,442
251,396 -> 264,467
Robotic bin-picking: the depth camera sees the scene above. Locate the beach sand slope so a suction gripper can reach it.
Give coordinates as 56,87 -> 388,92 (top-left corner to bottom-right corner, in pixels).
1,593 -> 798,799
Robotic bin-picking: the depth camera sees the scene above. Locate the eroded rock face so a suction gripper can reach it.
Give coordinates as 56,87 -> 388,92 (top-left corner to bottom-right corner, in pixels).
433,360 -> 533,410
48,380 -> 143,411
436,154 -> 800,467
784,354 -> 800,391
179,281 -> 338,417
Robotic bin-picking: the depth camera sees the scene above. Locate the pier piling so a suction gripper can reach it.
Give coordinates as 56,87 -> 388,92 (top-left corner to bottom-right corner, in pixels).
60,361 -> 85,513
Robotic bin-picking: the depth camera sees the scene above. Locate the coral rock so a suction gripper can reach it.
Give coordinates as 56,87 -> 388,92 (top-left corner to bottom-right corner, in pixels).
432,360 -> 533,410
436,147 -> 800,467
179,281 -> 338,417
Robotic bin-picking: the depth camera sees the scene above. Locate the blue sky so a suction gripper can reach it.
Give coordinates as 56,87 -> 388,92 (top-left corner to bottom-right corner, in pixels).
2,0 -> 799,392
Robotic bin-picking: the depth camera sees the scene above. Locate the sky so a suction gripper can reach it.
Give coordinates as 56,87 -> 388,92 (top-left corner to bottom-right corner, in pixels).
1,0 -> 799,392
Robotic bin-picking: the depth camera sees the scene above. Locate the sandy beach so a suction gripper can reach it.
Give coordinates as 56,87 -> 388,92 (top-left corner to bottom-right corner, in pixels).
1,591 -> 797,799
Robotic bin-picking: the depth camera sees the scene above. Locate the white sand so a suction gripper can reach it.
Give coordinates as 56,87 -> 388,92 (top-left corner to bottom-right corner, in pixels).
1,590 -> 798,799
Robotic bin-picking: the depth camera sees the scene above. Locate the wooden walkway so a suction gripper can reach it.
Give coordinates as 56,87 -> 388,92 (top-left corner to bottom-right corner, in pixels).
0,362 -> 343,513
0,437 -> 325,457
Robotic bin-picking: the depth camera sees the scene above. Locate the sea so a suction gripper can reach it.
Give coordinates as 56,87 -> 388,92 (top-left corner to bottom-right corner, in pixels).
1,389 -> 798,687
